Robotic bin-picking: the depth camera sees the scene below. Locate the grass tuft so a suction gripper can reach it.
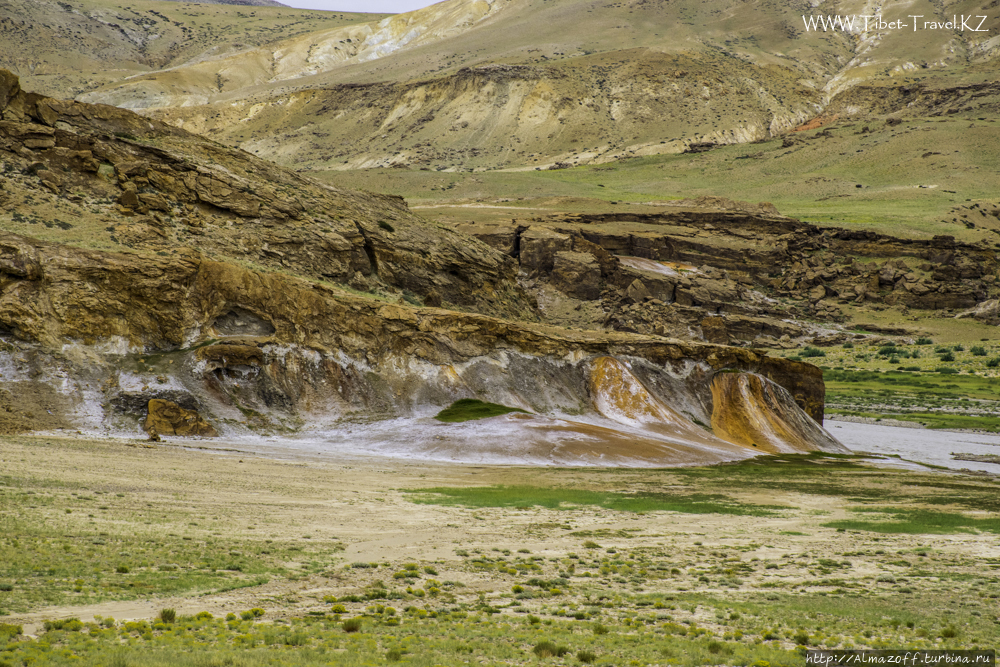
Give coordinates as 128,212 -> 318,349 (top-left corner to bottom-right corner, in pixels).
434,399 -> 529,423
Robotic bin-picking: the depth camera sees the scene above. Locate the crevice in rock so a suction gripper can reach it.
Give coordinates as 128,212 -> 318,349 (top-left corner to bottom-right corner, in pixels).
354,222 -> 380,276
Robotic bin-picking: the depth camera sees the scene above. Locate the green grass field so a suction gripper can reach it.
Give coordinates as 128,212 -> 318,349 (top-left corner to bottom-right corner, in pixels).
315,116 -> 1000,242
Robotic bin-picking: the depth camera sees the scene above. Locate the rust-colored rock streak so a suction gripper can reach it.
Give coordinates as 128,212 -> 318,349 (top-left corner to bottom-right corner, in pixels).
587,356 -> 751,463
710,373 -> 846,454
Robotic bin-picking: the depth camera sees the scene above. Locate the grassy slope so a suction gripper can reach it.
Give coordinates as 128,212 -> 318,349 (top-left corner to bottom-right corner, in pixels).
315,114 -> 1000,240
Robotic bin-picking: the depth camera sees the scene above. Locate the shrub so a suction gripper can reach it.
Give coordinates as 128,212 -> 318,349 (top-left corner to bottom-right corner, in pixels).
527,615 -> 541,625
533,640 -> 570,657
707,640 -> 725,654
578,649 -> 597,663
916,337 -> 932,345
939,352 -> 955,362
953,344 -> 965,352
989,357 -> 1000,368
250,608 -> 265,617
940,625 -> 958,638
876,574 -> 897,583
342,617 -> 363,633
593,622 -> 609,635
793,630 -> 810,645
43,618 -> 83,632
842,342 -> 854,349
195,611 -> 213,620
971,346 -> 987,356
240,611 -> 255,621
937,367 -> 959,374
378,221 -> 395,232
801,347 -> 826,358
0,623 -> 22,638
115,565 -> 130,574
331,604 -> 347,613
387,648 -> 405,661
158,608 -> 176,623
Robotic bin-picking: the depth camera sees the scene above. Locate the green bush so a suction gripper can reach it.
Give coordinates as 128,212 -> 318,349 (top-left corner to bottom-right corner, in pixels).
971,346 -> 987,356
953,344 -> 965,352
115,565 -> 130,574
940,625 -> 958,638
988,357 -> 1000,368
842,341 -> 854,349
916,337 -> 933,345
939,352 -> 955,362
533,640 -> 570,657
158,608 -> 176,623
387,648 -> 405,661
937,367 -> 959,374
577,649 -> 597,663
0,623 -> 22,638
342,617 -> 363,633
43,618 -> 83,632
195,611 -> 213,620
378,220 -> 395,232
330,604 -> 347,613
801,347 -> 826,358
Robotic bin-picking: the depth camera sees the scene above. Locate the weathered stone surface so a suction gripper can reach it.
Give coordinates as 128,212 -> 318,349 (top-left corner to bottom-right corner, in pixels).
700,316 -> 728,344
0,231 -> 828,422
551,251 -> 600,300
145,399 -> 218,437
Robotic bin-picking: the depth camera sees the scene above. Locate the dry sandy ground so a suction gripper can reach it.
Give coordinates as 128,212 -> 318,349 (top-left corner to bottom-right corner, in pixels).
1,433 -> 995,639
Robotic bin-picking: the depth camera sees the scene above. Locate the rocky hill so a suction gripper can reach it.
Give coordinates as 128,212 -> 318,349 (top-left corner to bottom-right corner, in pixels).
0,70 -> 847,462
2,0 -> 996,173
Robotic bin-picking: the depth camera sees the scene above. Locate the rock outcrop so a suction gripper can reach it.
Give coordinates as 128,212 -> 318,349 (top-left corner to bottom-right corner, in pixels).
0,69 -> 534,321
463,204 -> 1000,347
0,72 -> 842,463
145,399 -> 218,437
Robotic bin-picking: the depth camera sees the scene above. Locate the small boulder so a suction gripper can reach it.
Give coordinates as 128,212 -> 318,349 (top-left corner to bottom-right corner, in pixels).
145,399 -> 218,437
625,278 -> 651,303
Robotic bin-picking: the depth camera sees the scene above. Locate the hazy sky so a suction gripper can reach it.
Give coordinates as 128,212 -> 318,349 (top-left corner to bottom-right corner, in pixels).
281,0 -> 441,12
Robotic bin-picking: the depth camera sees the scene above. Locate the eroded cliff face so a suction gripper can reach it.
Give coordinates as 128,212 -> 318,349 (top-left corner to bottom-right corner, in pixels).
0,71 -> 842,464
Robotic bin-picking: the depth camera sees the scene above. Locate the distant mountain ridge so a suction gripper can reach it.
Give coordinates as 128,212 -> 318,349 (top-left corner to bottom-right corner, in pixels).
158,0 -> 288,6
